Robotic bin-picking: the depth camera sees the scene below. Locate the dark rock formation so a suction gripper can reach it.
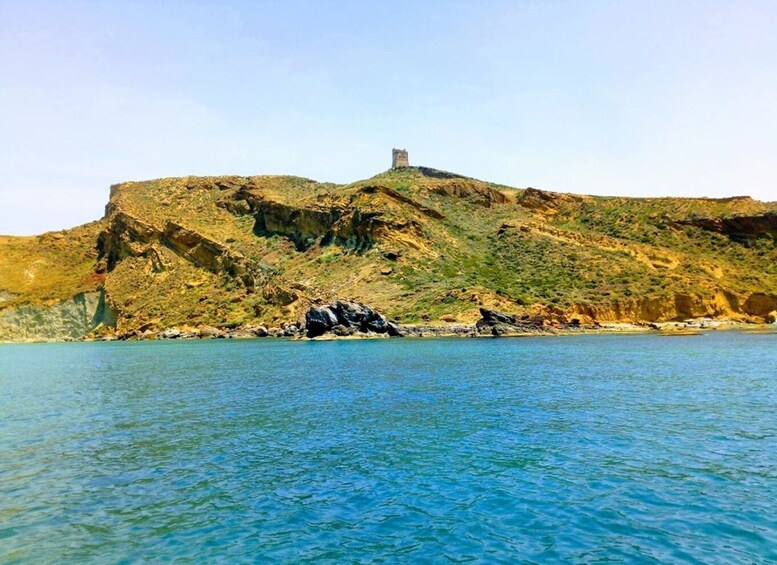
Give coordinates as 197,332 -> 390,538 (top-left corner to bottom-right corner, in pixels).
305,305 -> 340,338
331,324 -> 356,337
475,307 -> 547,336
304,301 -> 399,338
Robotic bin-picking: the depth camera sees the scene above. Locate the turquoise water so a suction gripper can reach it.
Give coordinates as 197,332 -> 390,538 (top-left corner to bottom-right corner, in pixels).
1,333 -> 775,563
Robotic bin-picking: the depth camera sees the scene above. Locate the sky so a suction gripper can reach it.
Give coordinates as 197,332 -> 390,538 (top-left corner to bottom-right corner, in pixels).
1,1 -> 776,235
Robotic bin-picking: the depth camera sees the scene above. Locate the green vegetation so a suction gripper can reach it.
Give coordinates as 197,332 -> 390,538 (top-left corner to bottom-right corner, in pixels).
2,167 -> 776,337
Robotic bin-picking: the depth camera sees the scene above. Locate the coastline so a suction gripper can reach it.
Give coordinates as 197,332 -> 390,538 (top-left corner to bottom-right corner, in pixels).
2,319 -> 775,344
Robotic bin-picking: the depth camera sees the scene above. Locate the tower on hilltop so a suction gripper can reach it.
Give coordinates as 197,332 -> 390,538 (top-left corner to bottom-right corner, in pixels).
392,148 -> 409,168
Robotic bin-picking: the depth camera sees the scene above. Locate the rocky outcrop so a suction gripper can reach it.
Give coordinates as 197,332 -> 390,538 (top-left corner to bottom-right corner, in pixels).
0,290 -> 116,341
304,301 -> 399,338
517,188 -> 588,213
358,185 -> 445,220
675,212 -> 777,242
253,201 -> 342,251
220,183 -> 440,253
428,180 -> 510,208
97,212 -> 261,287
253,186 -> 440,251
742,293 -> 777,320
305,306 -> 340,337
475,308 -> 548,336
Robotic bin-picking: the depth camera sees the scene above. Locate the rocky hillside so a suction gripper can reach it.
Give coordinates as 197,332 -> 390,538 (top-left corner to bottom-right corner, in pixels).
1,167 -> 776,340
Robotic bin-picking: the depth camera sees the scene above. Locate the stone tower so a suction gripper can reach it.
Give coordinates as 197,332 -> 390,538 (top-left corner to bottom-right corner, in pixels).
392,148 -> 409,168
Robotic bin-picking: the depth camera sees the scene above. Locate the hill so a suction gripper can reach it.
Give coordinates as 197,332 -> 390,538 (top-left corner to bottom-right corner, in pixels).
1,166 -> 776,340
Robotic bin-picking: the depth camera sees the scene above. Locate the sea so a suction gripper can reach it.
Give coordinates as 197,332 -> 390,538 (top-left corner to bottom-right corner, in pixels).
1,332 -> 775,563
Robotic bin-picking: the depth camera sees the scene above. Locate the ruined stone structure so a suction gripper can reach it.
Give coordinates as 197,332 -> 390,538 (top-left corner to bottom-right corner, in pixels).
392,148 -> 409,168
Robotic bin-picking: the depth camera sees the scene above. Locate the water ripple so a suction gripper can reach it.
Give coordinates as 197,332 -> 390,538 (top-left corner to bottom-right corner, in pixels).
0,333 -> 776,563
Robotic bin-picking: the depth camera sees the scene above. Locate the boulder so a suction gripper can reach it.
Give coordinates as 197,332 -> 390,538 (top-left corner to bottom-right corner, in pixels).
304,301 -> 396,337
305,306 -> 340,337
198,325 -> 223,338
477,320 -> 518,336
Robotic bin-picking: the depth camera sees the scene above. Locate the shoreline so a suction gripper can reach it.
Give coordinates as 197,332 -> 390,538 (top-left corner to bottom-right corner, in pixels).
2,319 -> 775,344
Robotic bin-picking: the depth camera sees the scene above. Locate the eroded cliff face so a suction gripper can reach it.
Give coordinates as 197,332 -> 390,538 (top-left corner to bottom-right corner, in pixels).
562,291 -> 752,324
225,183 -> 443,252
676,212 -> 777,242
0,290 -> 116,341
96,212 -> 262,288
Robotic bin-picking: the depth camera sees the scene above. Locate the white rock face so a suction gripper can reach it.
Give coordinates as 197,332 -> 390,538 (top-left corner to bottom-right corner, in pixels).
0,291 -> 116,341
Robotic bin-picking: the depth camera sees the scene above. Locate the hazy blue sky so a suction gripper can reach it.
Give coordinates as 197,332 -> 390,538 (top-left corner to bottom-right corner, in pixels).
1,1 -> 776,234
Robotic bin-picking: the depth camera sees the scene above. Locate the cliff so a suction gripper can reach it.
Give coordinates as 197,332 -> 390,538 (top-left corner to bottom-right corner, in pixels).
1,167 -> 775,340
